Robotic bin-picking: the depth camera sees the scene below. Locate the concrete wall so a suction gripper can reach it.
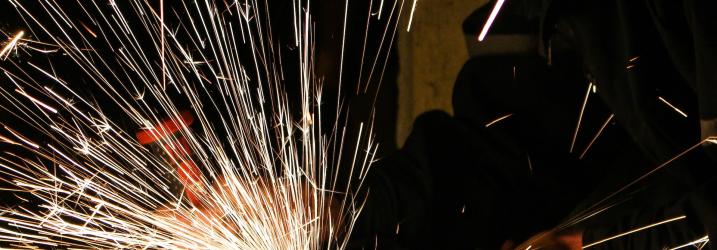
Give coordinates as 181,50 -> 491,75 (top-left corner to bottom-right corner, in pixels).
396,0 -> 489,145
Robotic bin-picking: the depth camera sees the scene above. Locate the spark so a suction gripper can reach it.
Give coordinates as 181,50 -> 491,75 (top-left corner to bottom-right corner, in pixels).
667,235 -> 709,250
14,89 -> 58,113
628,56 -> 639,62
24,45 -> 60,54
526,153 -> 533,174
406,0 -> 418,32
485,113 -> 513,127
0,30 -> 24,60
3,126 -> 39,149
377,0 -> 385,20
0,134 -> 19,145
27,62 -> 66,85
160,0 -> 166,90
582,215 -> 687,249
570,82 -> 593,153
337,0 -> 349,106
579,114 -> 614,159
79,21 -> 98,38
707,136 -> 717,145
658,96 -> 688,118
477,0 -> 505,42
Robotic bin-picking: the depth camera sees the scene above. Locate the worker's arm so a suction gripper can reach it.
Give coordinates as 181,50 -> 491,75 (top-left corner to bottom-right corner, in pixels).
516,176 -> 717,250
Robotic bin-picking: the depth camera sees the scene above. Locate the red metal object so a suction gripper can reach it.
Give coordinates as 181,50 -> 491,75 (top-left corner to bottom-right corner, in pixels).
135,111 -> 203,206
136,111 -> 194,145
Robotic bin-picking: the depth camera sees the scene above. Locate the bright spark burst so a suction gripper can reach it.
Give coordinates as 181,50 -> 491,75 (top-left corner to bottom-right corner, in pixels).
707,136 -> 717,145
668,235 -> 710,250
0,30 -> 24,60
0,0 -> 392,249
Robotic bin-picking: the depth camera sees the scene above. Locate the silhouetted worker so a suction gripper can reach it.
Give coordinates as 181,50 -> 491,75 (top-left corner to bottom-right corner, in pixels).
523,0 -> 717,249
350,0 -> 717,249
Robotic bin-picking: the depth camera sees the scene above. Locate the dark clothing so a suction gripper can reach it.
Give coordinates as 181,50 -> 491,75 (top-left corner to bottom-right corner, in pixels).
647,0 -> 717,119
581,178 -> 716,250
546,0 -> 717,248
352,0 -> 717,249
351,52 -> 624,249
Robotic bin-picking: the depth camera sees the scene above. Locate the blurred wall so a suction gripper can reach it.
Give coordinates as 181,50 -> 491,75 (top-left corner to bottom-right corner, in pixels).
397,0 -> 489,145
